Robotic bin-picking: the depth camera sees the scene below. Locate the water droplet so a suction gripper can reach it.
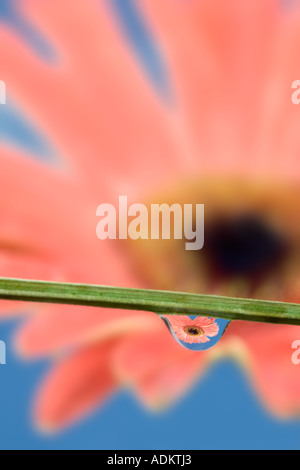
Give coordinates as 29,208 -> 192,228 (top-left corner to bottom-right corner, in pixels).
160,314 -> 230,351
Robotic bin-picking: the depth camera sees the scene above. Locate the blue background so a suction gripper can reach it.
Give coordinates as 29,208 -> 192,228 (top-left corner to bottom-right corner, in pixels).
0,0 -> 300,450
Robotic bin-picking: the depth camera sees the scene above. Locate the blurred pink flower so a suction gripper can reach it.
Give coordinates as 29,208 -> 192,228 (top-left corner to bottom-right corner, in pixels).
0,0 -> 299,429
165,315 -> 219,344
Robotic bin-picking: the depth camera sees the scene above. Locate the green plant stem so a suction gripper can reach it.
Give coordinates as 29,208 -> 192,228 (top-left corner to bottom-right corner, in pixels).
0,277 -> 299,325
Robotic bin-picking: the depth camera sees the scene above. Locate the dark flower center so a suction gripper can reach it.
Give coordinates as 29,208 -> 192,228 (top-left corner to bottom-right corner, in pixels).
184,326 -> 204,336
205,214 -> 287,278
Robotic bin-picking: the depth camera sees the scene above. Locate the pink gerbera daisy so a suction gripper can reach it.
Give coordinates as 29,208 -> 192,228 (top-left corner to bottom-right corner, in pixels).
165,315 -> 219,345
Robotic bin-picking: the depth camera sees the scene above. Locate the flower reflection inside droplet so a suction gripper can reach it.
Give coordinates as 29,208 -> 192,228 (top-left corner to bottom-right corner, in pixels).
160,314 -> 230,351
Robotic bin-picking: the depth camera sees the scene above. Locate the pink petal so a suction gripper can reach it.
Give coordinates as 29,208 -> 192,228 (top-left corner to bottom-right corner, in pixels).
193,317 -> 214,327
34,341 -> 118,430
164,315 -> 194,328
16,306 -> 158,357
1,0 -> 186,197
140,0 -> 300,180
228,321 -> 300,417
203,322 -> 219,338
